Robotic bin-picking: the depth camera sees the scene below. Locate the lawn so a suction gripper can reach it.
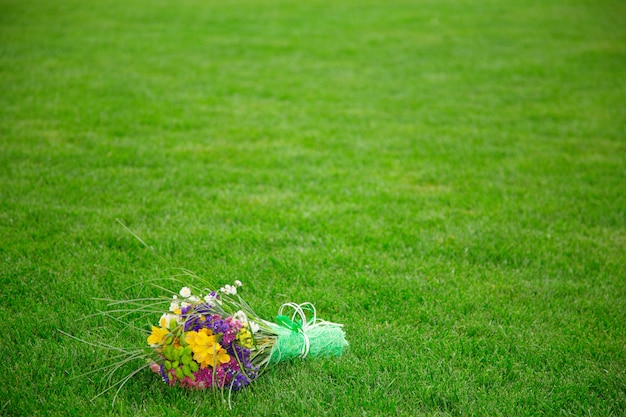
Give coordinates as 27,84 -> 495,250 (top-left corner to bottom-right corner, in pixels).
1,0 -> 625,415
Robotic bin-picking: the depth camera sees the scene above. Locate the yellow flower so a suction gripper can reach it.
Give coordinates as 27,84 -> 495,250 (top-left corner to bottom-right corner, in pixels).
185,329 -> 230,368
147,326 -> 169,346
237,328 -> 254,349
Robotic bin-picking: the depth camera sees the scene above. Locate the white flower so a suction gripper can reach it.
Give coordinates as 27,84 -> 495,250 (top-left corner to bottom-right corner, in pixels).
179,287 -> 192,298
181,301 -> 190,309
169,301 -> 180,312
203,293 -> 216,307
220,284 -> 237,295
233,310 -> 248,323
189,295 -> 200,302
249,320 -> 260,334
234,280 -> 242,287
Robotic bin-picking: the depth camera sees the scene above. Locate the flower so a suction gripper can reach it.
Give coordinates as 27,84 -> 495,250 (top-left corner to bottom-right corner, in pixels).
203,294 -> 216,307
233,310 -> 248,323
159,313 -> 178,329
220,284 -> 237,295
234,280 -> 242,287
236,327 -> 254,348
185,329 -> 231,368
147,325 -> 169,346
149,362 -> 161,373
179,287 -> 192,298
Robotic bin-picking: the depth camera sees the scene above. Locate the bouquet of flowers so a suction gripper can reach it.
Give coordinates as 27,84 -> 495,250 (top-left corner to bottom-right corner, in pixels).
71,274 -> 348,405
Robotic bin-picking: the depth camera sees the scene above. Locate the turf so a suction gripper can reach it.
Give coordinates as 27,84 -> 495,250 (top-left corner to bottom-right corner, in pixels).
1,0 -> 625,415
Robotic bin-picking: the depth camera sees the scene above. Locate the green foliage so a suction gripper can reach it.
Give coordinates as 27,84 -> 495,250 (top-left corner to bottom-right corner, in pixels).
1,0 -> 625,415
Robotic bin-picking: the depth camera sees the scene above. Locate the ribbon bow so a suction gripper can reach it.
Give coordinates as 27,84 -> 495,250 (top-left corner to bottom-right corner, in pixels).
267,302 -> 346,363
275,302 -> 336,359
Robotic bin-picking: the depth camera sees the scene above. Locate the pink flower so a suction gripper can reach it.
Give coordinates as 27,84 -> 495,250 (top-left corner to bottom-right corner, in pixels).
149,362 -> 160,373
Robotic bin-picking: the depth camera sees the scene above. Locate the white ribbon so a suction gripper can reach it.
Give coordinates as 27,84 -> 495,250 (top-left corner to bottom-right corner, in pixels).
276,302 -> 343,359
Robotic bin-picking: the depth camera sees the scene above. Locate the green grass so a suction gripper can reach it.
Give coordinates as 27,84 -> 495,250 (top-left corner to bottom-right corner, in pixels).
1,0 -> 625,415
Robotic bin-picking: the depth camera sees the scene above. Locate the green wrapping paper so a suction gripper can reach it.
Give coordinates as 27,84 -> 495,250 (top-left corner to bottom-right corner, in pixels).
269,324 -> 348,364
267,302 -> 349,364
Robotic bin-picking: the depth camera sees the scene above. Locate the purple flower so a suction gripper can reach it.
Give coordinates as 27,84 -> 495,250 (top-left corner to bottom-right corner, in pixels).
182,303 -> 219,331
221,330 -> 237,347
158,364 -> 170,385
230,372 -> 252,390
